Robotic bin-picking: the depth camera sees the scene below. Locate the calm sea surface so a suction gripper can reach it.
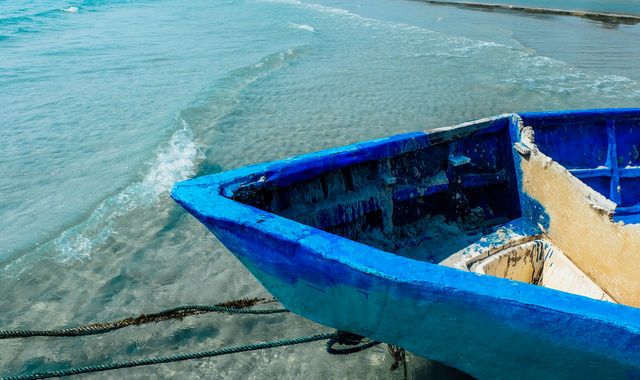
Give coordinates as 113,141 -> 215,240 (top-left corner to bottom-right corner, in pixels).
1,0 -> 639,377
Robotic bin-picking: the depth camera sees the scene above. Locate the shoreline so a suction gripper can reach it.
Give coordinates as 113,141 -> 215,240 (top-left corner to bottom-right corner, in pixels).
412,0 -> 640,25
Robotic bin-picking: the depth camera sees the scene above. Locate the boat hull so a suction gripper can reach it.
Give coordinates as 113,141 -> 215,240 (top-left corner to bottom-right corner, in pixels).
173,110 -> 640,379
193,199 -> 639,379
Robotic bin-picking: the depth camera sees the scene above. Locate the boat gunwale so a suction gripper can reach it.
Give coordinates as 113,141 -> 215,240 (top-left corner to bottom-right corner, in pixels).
214,113 -> 513,197
519,107 -> 640,123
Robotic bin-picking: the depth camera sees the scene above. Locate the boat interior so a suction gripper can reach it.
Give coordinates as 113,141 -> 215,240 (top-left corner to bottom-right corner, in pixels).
230,110 -> 640,307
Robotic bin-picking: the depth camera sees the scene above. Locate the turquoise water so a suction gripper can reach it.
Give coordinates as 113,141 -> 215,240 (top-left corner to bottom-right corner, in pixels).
1,0 -> 639,377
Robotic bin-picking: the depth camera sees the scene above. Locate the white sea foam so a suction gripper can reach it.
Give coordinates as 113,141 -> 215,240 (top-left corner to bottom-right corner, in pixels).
266,0 -> 512,57
139,119 -> 201,200
62,6 -> 78,13
289,22 -> 316,32
44,120 -> 202,263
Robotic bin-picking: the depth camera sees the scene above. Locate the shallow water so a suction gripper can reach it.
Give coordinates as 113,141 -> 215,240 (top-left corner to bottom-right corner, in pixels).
1,0 -> 639,378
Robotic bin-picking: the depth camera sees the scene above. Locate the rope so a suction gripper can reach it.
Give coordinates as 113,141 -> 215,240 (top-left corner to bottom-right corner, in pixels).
0,298 -> 287,339
1,296 -> 385,380
388,345 -> 408,380
1,333 -> 337,380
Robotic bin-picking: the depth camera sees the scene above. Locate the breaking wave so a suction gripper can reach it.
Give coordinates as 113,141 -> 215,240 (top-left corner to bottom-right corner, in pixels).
2,46 -> 307,270
288,22 -> 316,32
62,6 -> 79,13
46,119 -> 201,263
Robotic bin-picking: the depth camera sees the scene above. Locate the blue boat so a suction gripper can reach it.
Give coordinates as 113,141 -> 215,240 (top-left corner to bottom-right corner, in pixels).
172,109 -> 640,379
